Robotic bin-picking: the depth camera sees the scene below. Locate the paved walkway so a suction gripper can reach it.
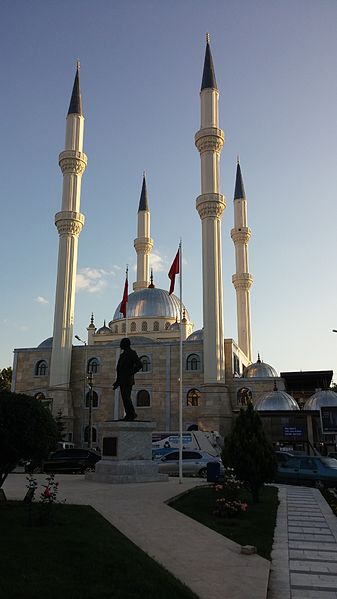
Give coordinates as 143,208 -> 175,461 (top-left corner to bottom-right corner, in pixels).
269,485 -> 337,599
4,474 -> 269,599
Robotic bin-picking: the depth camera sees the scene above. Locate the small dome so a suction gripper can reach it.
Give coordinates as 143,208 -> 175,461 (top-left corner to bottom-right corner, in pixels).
305,389 -> 337,411
111,287 -> 189,321
254,385 -> 299,411
244,354 -> 278,378
96,321 -> 111,335
38,337 -> 53,348
187,328 -> 203,341
170,320 -> 180,331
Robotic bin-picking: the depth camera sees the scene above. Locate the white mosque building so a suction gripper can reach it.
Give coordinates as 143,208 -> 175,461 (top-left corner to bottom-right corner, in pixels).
11,38 -> 336,448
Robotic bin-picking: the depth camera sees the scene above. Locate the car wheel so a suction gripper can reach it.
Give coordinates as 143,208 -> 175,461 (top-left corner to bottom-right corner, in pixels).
314,480 -> 324,490
198,468 -> 207,478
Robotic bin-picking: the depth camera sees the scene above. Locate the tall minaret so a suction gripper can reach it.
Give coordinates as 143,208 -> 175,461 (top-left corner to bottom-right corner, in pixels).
195,35 -> 226,383
49,64 -> 87,416
133,173 -> 153,291
231,159 -> 253,361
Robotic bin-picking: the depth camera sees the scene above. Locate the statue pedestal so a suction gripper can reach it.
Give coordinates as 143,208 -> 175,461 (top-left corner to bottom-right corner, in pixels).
85,420 -> 168,484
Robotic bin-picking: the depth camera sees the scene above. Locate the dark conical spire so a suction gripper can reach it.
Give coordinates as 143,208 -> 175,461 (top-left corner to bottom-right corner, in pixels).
201,33 -> 218,91
138,172 -> 149,212
67,62 -> 83,116
234,158 -> 246,200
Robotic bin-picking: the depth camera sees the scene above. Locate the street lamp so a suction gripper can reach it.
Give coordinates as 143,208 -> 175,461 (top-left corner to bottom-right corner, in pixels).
75,334 -> 93,449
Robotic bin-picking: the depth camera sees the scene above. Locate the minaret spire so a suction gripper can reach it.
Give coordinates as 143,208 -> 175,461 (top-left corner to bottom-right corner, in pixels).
195,36 -> 226,383
49,65 -> 88,420
231,159 -> 253,361
133,172 -> 153,291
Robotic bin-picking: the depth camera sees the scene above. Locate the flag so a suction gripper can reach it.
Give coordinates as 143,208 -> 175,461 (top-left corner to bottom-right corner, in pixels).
168,248 -> 180,295
120,269 -> 128,317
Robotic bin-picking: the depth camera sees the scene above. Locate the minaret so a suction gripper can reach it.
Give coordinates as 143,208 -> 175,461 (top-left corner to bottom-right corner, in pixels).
231,159 -> 253,361
195,34 -> 226,383
49,63 -> 87,417
133,172 -> 153,291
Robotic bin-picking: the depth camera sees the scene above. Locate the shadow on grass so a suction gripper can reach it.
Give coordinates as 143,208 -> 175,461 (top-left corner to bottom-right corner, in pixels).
0,502 -> 198,599
170,485 -> 279,560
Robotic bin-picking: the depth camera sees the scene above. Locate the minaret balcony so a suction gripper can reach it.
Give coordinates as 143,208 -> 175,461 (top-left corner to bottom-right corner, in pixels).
59,150 -> 87,175
195,127 -> 224,154
230,227 -> 251,244
232,273 -> 253,290
196,193 -> 226,220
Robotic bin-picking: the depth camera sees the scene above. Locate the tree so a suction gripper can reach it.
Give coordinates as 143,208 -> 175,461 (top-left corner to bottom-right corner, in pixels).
222,403 -> 277,502
0,391 -> 58,487
55,410 -> 66,441
0,367 -> 12,392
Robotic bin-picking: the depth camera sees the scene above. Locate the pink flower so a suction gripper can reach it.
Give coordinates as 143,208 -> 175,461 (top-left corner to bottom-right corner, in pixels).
43,487 -> 52,498
240,503 -> 248,512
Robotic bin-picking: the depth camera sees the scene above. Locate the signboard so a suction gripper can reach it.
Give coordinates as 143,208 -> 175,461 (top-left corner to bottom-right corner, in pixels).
283,426 -> 304,438
320,406 -> 337,434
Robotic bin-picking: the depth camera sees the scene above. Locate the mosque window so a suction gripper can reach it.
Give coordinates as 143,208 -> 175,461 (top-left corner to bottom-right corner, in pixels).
233,353 -> 240,376
153,321 -> 159,331
140,355 -> 151,372
237,387 -> 252,407
131,321 -> 136,332
85,390 -> 99,408
141,321 -> 148,332
165,322 -> 171,330
187,388 -> 200,407
87,358 -> 100,374
122,323 -> 126,333
84,425 -> 97,444
136,389 -> 150,407
186,354 -> 200,371
35,360 -> 48,376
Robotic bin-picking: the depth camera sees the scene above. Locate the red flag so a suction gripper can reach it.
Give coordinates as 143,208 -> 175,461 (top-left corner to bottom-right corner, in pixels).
120,271 -> 128,317
168,248 -> 180,295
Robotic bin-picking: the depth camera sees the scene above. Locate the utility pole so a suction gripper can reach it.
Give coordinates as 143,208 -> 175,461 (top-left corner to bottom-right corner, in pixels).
87,371 -> 93,449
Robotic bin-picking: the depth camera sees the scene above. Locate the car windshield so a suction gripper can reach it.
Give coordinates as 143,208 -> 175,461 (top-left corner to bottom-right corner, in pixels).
320,457 -> 337,469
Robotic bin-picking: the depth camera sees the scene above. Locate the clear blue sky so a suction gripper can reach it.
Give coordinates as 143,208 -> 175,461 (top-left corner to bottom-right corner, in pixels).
1,0 -> 337,378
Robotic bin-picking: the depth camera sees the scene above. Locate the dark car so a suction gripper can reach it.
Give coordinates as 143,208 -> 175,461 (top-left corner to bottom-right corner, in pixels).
275,455 -> 337,488
25,448 -> 101,474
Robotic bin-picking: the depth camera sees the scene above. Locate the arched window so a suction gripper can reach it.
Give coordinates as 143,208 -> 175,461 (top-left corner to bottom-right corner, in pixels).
153,321 -> 159,331
165,322 -> 171,330
186,354 -> 200,371
87,358 -> 99,374
122,322 -> 126,333
35,360 -> 48,376
84,426 -> 97,444
85,390 -> 99,408
140,355 -> 151,372
131,321 -> 136,332
136,389 -> 150,407
187,388 -> 200,407
35,392 -> 46,401
141,321 -> 148,332
237,387 -> 252,407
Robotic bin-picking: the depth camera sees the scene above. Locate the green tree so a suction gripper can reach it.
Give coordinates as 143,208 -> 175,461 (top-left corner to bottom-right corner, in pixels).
0,391 -> 58,487
55,410 -> 66,441
222,403 -> 277,502
0,367 -> 12,392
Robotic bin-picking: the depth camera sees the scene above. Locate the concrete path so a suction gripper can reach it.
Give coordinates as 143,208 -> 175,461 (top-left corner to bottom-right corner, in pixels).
269,485 -> 337,599
4,474 -> 270,599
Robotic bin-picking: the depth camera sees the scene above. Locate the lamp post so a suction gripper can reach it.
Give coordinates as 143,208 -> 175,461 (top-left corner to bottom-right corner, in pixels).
75,335 -> 93,449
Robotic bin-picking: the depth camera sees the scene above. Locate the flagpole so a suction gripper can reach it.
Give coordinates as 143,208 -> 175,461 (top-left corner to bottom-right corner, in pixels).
125,265 -> 128,336
178,240 -> 183,484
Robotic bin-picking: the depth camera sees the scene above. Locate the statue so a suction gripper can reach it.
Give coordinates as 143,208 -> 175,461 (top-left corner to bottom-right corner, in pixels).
113,338 -> 143,421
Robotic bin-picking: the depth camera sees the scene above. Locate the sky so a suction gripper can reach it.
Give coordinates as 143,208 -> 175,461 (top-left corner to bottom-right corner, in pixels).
1,0 -> 337,378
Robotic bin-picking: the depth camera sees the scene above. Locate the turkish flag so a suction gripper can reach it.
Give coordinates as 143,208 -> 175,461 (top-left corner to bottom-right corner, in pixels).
168,249 -> 180,295
120,275 -> 128,317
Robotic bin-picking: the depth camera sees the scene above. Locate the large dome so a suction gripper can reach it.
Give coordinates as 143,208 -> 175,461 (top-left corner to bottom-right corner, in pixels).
243,354 -> 278,378
305,389 -> 337,411
187,328 -> 203,341
254,386 -> 299,411
111,287 -> 190,321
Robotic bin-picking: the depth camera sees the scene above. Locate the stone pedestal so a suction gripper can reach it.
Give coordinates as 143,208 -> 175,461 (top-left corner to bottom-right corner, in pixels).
86,420 -> 168,484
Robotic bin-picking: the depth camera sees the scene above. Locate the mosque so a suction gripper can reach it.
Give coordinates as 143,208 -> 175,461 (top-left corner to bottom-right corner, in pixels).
11,38 -> 337,451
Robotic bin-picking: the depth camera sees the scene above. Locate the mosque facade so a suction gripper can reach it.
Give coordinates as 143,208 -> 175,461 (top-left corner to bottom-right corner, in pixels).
11,39 -> 337,448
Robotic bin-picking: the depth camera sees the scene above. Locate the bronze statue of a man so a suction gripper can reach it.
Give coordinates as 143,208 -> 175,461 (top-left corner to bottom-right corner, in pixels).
113,337 -> 143,421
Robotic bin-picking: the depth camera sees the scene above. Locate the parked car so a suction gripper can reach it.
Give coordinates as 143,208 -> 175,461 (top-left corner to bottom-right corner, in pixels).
153,449 -> 223,478
275,455 -> 337,488
25,448 -> 101,474
328,452 -> 337,460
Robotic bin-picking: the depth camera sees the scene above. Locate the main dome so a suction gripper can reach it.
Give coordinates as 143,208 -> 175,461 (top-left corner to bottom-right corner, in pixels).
111,287 -> 190,321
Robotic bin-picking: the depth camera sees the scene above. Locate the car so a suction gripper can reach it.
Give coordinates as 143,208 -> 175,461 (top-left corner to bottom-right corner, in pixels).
25,448 -> 101,474
153,449 -> 223,478
328,452 -> 337,460
275,455 -> 337,488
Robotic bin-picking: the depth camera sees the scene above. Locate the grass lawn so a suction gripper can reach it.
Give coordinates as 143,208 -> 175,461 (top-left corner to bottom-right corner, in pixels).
0,502 -> 198,599
170,485 -> 279,560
